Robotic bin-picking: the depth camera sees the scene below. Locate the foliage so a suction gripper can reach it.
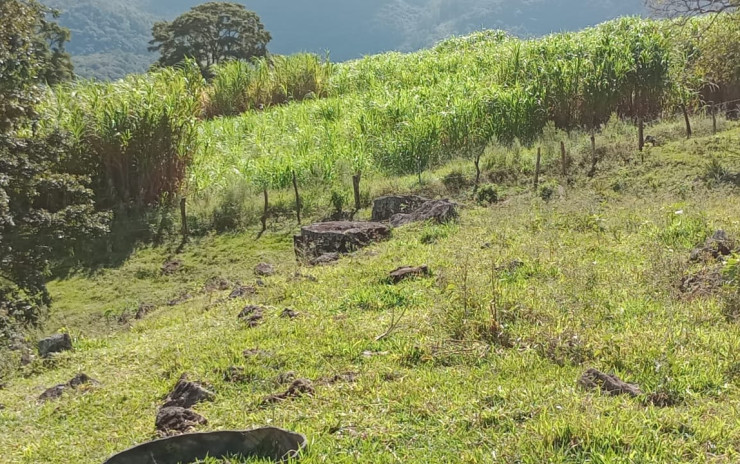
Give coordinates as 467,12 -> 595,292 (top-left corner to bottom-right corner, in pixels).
149,2 -> 271,75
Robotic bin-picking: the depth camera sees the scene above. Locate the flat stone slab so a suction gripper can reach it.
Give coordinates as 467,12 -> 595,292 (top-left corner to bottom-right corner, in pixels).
38,333 -> 72,358
294,221 -> 390,260
102,428 -> 307,464
390,199 -> 458,227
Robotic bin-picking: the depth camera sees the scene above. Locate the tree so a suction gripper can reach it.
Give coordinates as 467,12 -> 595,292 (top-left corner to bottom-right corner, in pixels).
0,0 -> 107,336
647,0 -> 738,16
34,7 -> 75,85
149,2 -> 271,75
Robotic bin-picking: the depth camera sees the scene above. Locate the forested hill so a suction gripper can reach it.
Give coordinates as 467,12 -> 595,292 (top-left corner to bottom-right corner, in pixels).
43,0 -> 646,80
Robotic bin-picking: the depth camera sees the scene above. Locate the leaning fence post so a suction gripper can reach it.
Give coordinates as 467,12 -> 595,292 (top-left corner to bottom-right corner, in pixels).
534,147 -> 542,191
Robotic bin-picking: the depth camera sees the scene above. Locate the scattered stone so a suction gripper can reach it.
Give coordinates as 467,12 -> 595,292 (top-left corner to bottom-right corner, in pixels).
167,292 -> 193,306
254,262 -> 275,277
238,305 -> 264,328
280,308 -> 299,319
644,135 -> 661,147
204,277 -> 230,292
222,366 -> 250,383
497,260 -> 525,273
481,242 -> 492,249
276,371 -> 297,384
102,428 -> 307,464
135,303 -> 156,320
162,374 -> 215,409
372,195 -> 429,222
38,333 -> 72,358
161,258 -> 183,276
294,221 -> 391,261
20,351 -> 34,366
690,230 -> 736,262
309,252 -> 340,266
389,265 -> 430,284
390,199 -> 458,227
293,272 -> 318,283
255,278 -> 266,287
229,285 -> 256,299
578,368 -> 642,397
679,267 -> 723,298
264,379 -> 314,404
155,406 -> 207,435
39,373 -> 99,402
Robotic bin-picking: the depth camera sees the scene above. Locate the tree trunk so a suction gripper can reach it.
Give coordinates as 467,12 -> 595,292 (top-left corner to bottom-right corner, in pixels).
533,147 -> 541,191
588,131 -> 598,178
292,171 -> 301,225
711,103 -> 717,134
176,197 -> 189,253
682,104 -> 692,139
258,188 -> 268,238
560,140 -> 567,177
638,115 -> 645,152
352,171 -> 362,212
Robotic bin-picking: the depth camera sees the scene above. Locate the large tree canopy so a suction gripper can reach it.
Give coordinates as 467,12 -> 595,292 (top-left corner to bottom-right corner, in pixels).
0,0 -> 106,336
148,2 -> 271,73
647,0 -> 738,16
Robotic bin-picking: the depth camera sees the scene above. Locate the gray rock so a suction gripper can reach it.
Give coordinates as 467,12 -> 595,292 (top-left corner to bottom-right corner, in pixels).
38,333 -> 72,358
294,221 -> 390,260
102,428 -> 307,464
309,252 -> 340,266
390,199 -> 458,227
578,368 -> 642,397
38,373 -> 99,402
389,265 -> 430,284
155,406 -> 207,435
372,195 -> 429,222
254,262 -> 275,276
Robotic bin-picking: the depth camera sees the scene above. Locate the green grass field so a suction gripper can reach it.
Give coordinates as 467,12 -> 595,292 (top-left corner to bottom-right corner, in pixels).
2,117 -> 740,463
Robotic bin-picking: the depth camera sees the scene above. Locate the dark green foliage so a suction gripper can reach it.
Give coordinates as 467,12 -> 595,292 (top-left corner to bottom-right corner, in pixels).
149,2 -> 271,75
34,6 -> 75,84
476,185 -> 499,205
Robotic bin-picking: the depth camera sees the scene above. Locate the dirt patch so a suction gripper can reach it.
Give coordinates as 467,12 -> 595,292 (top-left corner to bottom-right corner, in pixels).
678,266 -> 724,299
690,230 -> 736,263
155,406 -> 207,436
317,372 -> 358,385
204,277 -> 230,292
39,373 -> 99,402
134,303 -> 156,320
254,262 -> 275,277
578,368 -> 642,397
220,366 -> 255,384
167,292 -> 193,306
280,308 -> 299,319
229,285 -> 256,299
161,259 -> 183,276
264,379 -> 314,404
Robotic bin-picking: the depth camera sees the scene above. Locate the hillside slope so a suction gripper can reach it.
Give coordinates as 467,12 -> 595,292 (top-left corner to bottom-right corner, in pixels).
43,0 -> 646,80
1,122 -> 740,463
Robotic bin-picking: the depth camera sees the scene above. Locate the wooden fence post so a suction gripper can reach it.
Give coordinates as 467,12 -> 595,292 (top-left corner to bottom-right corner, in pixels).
534,147 -> 542,191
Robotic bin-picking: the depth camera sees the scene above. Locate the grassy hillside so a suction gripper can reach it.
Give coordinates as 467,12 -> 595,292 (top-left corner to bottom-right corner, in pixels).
2,117 -> 740,462
43,0 -> 645,80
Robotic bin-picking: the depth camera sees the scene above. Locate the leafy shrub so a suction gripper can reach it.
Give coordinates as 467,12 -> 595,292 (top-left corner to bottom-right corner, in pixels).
476,185 -> 499,205
442,169 -> 470,192
538,182 -> 557,201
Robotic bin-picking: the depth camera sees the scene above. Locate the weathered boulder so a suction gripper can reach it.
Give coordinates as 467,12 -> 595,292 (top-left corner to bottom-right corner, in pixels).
390,199 -> 458,227
294,221 -> 390,260
254,262 -> 275,276
39,373 -> 99,402
389,265 -> 430,284
38,333 -> 72,358
102,428 -> 307,464
372,195 -> 429,222
578,368 -> 642,397
162,374 -> 215,409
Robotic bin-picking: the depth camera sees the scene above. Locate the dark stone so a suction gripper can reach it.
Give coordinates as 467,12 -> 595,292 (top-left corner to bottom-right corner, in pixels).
254,262 -> 275,276
578,368 -> 642,397
222,367 -> 248,383
204,277 -> 230,292
238,305 -> 264,328
264,379 -> 315,404
38,333 -> 72,358
690,230 -> 736,262
167,293 -> 193,306
309,252 -> 340,266
229,285 -> 256,299
155,406 -> 207,435
389,265 -> 430,284
39,373 -> 98,402
390,199 -> 458,227
280,308 -> 299,319
644,135 -> 661,147
294,221 -> 390,260
162,374 -> 215,409
102,428 -> 308,464
318,372 -> 358,385
161,259 -> 183,276
372,195 -> 429,222
135,303 -> 156,320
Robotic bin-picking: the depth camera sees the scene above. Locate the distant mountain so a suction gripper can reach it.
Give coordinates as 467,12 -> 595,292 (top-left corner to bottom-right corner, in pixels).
43,0 -> 647,80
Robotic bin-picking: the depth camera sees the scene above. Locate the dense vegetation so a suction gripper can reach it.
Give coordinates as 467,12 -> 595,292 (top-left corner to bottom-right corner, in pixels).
44,0 -> 646,80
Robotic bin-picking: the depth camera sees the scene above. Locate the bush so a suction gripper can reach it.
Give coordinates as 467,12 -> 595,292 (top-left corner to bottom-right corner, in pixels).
538,182 -> 557,201
442,169 -> 470,193
476,185 -> 499,205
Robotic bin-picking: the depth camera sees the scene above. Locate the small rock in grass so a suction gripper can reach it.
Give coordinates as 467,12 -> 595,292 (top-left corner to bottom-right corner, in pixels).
39,373 -> 99,402
263,379 -> 314,404
162,373 -> 215,409
578,368 -> 642,397
167,293 -> 193,306
254,262 -> 275,277
222,367 -> 249,383
135,303 -> 156,320
38,333 -> 72,358
309,253 -> 340,266
276,371 -> 297,384
155,406 -> 207,435
161,258 -> 183,276
238,306 -> 264,327
229,285 -> 256,299
280,308 -> 299,319
204,277 -> 230,292
389,265 -> 430,284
